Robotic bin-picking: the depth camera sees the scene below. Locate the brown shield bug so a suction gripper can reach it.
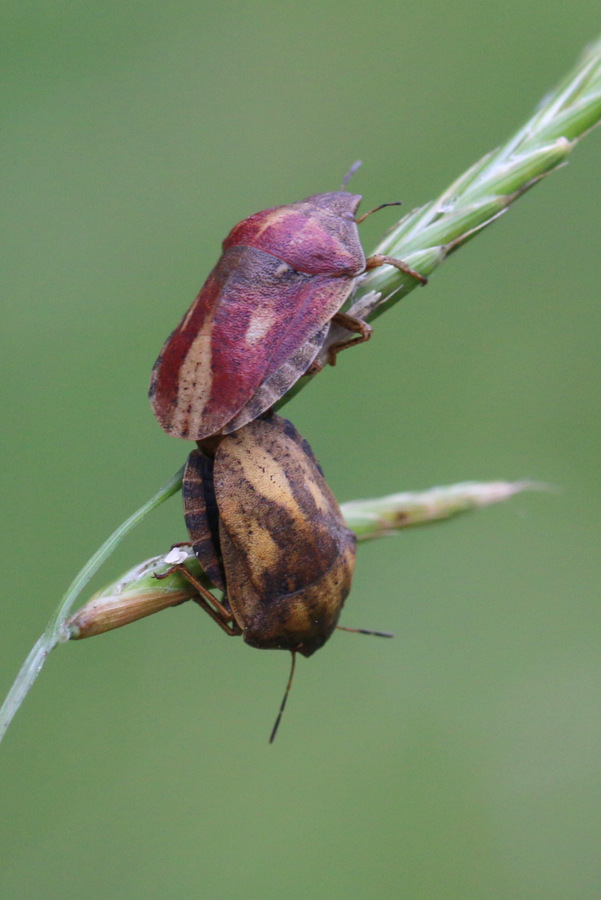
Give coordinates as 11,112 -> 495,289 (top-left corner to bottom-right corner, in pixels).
149,166 -> 427,441
162,413 -> 365,739
174,413 -> 356,654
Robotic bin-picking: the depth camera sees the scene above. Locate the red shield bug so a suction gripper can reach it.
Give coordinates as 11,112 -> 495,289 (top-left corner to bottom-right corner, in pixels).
149,166 -> 427,441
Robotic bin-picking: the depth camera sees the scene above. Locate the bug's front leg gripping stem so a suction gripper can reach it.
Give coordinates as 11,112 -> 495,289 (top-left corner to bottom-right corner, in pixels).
364,253 -> 428,285
155,564 -> 242,636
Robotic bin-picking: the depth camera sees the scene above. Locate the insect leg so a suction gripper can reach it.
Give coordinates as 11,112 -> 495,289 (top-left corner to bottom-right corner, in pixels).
364,253 -> 428,285
158,563 -> 242,637
326,312 -> 373,366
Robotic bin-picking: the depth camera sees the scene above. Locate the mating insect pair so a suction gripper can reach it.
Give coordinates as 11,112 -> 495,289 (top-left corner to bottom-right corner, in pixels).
150,169 -> 425,737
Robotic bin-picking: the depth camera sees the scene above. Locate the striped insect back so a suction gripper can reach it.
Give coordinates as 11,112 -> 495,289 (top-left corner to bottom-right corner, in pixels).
177,414 -> 357,656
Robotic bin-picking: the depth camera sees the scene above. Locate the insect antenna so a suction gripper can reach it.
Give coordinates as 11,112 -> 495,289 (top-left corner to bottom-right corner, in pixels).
341,160 -> 363,190
269,651 -> 297,744
336,625 -> 394,638
355,201 -> 403,225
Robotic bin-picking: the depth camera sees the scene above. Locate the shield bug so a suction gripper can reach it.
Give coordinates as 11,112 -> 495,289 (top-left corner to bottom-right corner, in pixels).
174,413 -> 357,656
163,413 -> 359,739
149,168 -> 427,441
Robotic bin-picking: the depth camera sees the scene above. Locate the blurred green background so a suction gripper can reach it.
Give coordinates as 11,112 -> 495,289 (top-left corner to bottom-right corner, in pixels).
2,2 -> 601,898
